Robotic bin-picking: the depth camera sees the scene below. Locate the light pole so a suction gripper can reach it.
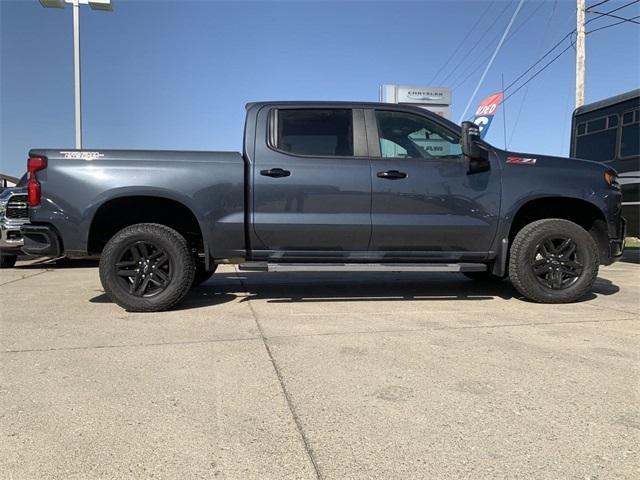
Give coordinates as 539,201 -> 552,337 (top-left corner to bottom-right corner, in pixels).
575,0 -> 586,108
39,0 -> 113,150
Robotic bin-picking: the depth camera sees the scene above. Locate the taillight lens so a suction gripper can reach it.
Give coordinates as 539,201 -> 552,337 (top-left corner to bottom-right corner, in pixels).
28,156 -> 47,174
27,156 -> 47,207
28,180 -> 41,206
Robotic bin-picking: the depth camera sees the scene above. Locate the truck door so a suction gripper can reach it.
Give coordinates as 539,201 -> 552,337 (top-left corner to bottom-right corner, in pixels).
366,108 -> 501,256
251,107 -> 372,255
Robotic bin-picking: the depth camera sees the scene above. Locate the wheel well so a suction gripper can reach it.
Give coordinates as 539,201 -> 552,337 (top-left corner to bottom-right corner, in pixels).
508,197 -> 609,261
88,196 -> 204,255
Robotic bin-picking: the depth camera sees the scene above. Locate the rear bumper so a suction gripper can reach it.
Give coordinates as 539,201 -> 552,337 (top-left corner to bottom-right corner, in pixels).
20,224 -> 62,257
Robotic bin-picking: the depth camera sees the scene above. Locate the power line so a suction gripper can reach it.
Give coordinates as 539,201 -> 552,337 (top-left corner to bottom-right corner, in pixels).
499,1 -> 638,111
439,1 -> 514,86
586,0 -> 640,23
502,31 -> 575,93
501,42 -> 575,107
586,0 -> 613,11
450,0 -> 549,91
587,10 -> 640,24
459,0 -> 526,122
508,0 -> 559,148
428,0 -> 496,85
587,14 -> 640,33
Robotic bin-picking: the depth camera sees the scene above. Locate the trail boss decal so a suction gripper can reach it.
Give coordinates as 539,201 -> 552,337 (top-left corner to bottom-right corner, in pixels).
506,156 -> 537,165
60,151 -> 105,161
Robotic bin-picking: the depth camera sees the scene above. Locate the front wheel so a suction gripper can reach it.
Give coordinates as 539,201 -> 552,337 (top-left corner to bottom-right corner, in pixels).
509,218 -> 599,303
99,223 -> 195,312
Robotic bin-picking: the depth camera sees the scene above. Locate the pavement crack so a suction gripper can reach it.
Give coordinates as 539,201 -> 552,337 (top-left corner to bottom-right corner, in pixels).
2,336 -> 260,354
234,268 -> 323,480
0,269 -> 51,287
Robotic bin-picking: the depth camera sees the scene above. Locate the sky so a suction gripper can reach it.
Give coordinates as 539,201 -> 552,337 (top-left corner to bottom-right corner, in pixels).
1,0 -> 639,176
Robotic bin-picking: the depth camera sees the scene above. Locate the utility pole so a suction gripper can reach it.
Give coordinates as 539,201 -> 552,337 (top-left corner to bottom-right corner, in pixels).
576,0 -> 586,108
72,0 -> 82,149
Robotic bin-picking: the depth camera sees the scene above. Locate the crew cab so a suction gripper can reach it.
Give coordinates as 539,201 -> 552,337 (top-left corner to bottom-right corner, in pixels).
21,102 -> 625,311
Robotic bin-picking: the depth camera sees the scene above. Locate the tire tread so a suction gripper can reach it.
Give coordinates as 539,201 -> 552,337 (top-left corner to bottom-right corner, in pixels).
509,218 -> 599,303
99,223 -> 195,312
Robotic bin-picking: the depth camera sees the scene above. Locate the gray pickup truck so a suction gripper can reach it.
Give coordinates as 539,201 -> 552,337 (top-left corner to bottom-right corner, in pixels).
22,101 -> 625,311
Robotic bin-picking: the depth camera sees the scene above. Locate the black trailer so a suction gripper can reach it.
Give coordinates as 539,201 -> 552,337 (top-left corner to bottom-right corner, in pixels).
571,89 -> 640,236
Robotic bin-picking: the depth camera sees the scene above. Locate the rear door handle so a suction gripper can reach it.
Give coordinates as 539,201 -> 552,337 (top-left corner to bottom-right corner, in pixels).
377,170 -> 407,180
260,168 -> 291,178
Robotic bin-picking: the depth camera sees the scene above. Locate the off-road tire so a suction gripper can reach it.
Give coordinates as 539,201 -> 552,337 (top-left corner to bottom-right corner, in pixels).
193,262 -> 217,287
0,254 -> 17,268
509,218 -> 599,303
99,223 -> 195,312
463,270 -> 506,282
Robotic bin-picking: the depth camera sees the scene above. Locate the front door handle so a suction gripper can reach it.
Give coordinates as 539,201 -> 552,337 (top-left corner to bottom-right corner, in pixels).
260,168 -> 291,178
377,170 -> 407,180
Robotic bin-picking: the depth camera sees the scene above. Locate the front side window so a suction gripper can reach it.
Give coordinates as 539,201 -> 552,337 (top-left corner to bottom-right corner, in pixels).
275,109 -> 353,157
375,110 -> 462,159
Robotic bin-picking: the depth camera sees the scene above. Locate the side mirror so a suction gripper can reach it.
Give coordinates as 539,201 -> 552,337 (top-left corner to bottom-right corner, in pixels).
460,121 -> 489,174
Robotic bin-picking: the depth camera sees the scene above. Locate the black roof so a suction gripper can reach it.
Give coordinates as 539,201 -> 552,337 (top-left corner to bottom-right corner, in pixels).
574,89 -> 640,116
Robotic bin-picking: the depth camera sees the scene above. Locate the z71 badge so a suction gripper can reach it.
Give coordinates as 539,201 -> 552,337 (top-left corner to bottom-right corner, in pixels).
506,156 -> 537,165
60,151 -> 105,161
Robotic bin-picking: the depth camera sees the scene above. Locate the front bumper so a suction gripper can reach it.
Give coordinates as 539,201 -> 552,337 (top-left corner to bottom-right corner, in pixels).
0,220 -> 25,253
20,224 -> 62,257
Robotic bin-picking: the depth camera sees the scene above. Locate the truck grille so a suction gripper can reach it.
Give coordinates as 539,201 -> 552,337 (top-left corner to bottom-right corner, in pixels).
5,194 -> 28,220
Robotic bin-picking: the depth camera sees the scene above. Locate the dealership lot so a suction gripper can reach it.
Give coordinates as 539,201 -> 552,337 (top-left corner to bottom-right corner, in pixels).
1,256 -> 638,479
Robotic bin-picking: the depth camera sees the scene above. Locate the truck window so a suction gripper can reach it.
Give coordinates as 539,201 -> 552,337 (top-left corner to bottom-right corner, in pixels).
275,109 -> 353,157
375,110 -> 462,159
620,108 -> 639,158
574,114 -> 618,162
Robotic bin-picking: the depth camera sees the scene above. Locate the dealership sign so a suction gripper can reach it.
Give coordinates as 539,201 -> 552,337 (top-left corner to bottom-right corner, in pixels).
473,92 -> 503,139
380,85 -> 452,119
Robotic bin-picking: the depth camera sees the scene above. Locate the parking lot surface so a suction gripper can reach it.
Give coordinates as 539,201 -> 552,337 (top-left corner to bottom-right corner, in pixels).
1,256 -> 639,479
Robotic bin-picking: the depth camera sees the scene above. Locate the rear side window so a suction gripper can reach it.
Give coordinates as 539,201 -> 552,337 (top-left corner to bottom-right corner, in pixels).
275,109 -> 353,157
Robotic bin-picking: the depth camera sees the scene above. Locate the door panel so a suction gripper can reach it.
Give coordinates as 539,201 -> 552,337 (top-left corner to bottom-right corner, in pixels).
252,107 -> 372,251
371,157 -> 500,251
369,109 -> 501,253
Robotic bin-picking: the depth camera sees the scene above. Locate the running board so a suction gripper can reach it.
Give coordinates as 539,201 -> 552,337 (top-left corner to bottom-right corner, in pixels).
238,263 -> 486,273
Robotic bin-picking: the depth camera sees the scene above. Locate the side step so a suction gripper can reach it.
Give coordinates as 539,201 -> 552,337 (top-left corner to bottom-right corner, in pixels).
238,263 -> 486,273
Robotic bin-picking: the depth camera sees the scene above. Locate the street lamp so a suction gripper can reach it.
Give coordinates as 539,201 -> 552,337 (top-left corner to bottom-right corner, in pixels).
39,0 -> 113,149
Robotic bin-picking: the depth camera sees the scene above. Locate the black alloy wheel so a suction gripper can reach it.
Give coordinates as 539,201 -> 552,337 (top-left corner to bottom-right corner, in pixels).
115,241 -> 172,297
99,223 -> 195,312
531,236 -> 583,289
509,218 -> 599,304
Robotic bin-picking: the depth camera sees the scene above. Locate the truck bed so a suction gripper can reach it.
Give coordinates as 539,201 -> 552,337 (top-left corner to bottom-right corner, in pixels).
28,149 -> 246,258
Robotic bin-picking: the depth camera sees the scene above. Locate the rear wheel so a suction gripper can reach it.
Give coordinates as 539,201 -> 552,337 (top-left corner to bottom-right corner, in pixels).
99,223 -> 195,312
509,219 -> 599,303
0,254 -> 17,268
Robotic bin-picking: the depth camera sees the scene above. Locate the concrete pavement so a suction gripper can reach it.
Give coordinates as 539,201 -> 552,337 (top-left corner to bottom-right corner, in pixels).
1,256 -> 638,479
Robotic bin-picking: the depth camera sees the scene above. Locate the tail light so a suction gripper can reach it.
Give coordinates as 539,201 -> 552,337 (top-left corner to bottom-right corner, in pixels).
27,156 -> 47,206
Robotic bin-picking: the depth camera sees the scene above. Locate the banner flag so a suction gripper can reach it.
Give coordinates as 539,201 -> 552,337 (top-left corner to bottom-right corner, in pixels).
473,92 -> 503,139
